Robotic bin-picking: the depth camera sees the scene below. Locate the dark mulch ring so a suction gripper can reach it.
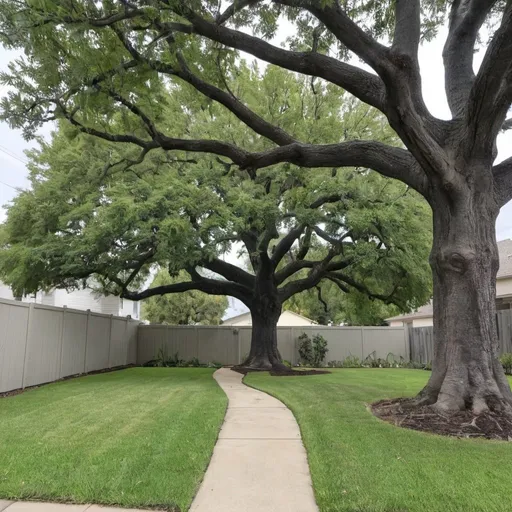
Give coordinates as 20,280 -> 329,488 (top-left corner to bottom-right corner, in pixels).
372,398 -> 512,441
231,366 -> 330,377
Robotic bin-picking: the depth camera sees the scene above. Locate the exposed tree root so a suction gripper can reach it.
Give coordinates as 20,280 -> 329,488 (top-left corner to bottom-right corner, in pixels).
372,398 -> 512,441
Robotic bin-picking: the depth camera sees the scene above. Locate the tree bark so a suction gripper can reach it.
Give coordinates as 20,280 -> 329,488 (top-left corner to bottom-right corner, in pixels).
416,185 -> 512,415
240,274 -> 287,369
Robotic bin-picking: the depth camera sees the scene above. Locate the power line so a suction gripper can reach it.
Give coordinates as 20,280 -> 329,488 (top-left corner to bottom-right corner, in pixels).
0,179 -> 18,191
0,145 -> 29,165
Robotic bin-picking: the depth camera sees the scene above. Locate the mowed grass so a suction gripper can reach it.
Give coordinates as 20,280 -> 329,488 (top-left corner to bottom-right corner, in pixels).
0,368 -> 227,511
245,369 -> 512,512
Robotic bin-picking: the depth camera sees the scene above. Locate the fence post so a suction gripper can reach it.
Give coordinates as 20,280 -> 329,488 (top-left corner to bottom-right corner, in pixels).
360,327 -> 365,360
58,306 -> 67,378
108,314 -> 114,368
404,326 -> 410,362
195,325 -> 199,361
21,302 -> 35,389
83,309 -> 91,374
125,315 -> 130,365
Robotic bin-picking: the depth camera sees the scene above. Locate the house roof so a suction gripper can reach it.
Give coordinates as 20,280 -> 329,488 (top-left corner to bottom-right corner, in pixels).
222,310 -> 316,325
386,239 -> 512,323
386,303 -> 433,323
498,239 -> 512,279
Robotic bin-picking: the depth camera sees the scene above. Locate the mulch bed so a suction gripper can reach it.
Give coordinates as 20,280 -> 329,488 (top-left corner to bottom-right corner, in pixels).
372,398 -> 512,441
232,366 -> 330,377
0,364 -> 136,399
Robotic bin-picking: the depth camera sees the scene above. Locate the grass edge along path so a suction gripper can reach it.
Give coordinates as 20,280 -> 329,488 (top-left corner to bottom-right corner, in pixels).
245,369 -> 512,512
0,368 -> 227,512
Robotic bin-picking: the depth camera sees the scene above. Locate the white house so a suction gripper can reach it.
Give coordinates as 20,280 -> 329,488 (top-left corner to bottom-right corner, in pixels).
0,284 -> 140,319
222,310 -> 316,326
386,239 -> 512,327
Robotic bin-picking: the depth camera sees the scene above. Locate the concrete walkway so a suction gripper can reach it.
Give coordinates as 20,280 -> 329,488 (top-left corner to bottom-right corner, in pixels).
189,368 -> 319,512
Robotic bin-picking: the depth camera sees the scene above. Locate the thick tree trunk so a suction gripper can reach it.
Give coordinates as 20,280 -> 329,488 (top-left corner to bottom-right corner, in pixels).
416,189 -> 512,415
240,279 -> 287,369
242,307 -> 285,370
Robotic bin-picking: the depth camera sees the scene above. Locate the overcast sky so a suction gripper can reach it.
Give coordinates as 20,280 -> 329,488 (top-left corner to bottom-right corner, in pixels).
0,25 -> 510,240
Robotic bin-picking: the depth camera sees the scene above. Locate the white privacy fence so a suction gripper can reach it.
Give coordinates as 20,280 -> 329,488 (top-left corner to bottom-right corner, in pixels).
0,297 -> 410,394
137,325 -> 409,366
0,298 -> 139,393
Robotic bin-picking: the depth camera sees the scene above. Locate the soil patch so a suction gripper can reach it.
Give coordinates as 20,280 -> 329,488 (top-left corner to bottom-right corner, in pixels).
372,398 -> 512,441
0,364 -> 136,399
232,366 -> 330,377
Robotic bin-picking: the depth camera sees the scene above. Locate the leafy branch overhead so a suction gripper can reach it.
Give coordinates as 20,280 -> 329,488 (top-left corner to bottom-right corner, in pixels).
0,0 -> 509,208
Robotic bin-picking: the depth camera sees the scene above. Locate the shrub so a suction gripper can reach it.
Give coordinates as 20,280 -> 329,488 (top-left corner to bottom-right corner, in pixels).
362,351 -> 385,368
283,360 -> 292,368
298,333 -> 314,366
327,360 -> 343,368
500,353 -> 512,375
404,360 -> 426,370
312,334 -> 329,367
343,355 -> 362,368
185,357 -> 201,367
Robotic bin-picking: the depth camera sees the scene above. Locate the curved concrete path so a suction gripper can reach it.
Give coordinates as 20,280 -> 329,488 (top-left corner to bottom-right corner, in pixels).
189,368 -> 319,512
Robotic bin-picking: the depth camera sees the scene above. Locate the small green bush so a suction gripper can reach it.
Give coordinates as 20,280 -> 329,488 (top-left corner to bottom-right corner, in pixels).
343,355 -> 362,368
312,334 -> 329,367
283,360 -> 292,368
500,353 -> 512,374
362,351 -> 383,368
327,360 -> 344,368
298,333 -> 314,365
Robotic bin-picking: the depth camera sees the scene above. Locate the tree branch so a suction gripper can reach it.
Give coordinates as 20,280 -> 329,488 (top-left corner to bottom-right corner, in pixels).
502,118 -> 512,132
326,272 -> 405,308
443,0 -> 497,117
157,55 -> 296,146
466,4 -> 512,159
121,271 -> 251,304
201,258 -> 255,289
275,0 -> 389,74
392,0 -> 421,59
272,224 -> 306,265
241,141 -> 428,196
113,27 -> 297,147
493,156 -> 512,207
216,0 -> 261,25
169,7 -> 387,112
275,259 -> 316,285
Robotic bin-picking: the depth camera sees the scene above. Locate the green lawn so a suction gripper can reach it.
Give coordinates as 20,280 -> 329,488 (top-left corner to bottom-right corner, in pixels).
0,368 -> 227,511
245,369 -> 512,512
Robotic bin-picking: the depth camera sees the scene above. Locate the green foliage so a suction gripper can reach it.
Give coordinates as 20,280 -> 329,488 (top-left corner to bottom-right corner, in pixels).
298,333 -> 329,367
312,334 -> 329,367
0,56 -> 431,321
283,360 -> 292,368
298,333 -> 314,366
145,348 -> 185,368
500,353 -> 512,375
342,355 -> 362,368
142,269 -> 228,325
362,351 -> 391,368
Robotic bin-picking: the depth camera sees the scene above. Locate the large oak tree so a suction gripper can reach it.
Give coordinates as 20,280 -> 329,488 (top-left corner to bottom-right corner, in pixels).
0,0 -> 511,414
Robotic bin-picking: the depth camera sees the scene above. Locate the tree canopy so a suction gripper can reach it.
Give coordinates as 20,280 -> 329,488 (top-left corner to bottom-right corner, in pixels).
0,66 -> 432,319
141,270 -> 228,325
